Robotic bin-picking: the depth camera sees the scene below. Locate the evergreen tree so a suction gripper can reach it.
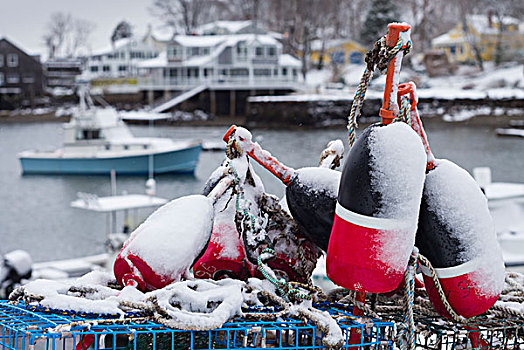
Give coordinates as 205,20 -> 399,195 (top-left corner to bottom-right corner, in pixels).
360,0 -> 400,45
111,21 -> 133,43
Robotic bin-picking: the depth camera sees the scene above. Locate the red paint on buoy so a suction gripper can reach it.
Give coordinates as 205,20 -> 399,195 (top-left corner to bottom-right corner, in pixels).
193,223 -> 252,280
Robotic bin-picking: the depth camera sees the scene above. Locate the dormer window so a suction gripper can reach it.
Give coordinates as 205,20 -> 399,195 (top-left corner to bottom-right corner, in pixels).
255,47 -> 264,56
237,42 -> 247,57
268,47 -> 276,56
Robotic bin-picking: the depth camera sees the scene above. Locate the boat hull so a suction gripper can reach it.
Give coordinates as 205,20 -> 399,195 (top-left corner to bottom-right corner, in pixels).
19,145 -> 202,175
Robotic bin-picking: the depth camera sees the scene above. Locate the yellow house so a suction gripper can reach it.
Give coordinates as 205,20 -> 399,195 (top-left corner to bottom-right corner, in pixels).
308,39 -> 366,66
431,14 -> 524,63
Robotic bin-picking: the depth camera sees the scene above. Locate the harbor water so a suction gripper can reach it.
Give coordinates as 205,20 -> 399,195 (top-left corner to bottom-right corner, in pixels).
0,121 -> 523,262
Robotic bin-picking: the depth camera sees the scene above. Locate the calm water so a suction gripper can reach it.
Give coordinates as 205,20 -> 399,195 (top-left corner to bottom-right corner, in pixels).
0,121 -> 523,262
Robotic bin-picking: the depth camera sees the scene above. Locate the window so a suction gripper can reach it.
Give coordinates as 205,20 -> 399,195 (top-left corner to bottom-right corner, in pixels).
6,73 -> 19,83
237,43 -> 247,57
0,54 -> 3,67
268,47 -> 276,56
191,47 -> 199,56
202,47 -> 210,55
0,72 -> 4,86
282,68 -> 288,76
292,69 -> 297,76
255,47 -> 264,56
118,65 -> 127,72
80,129 -> 101,140
449,45 -> 456,55
169,68 -> 178,77
230,68 -> 248,76
273,68 -> 278,76
90,66 -> 99,72
103,65 -> 111,72
170,46 -> 182,58
7,54 -> 18,67
254,69 -> 271,76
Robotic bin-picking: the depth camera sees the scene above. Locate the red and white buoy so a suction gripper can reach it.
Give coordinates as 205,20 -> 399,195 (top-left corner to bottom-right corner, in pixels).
114,177 -> 233,291
327,23 -> 427,293
398,82 -> 505,318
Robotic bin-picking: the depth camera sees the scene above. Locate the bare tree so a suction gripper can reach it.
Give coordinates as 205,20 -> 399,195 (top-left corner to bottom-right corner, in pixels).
68,19 -> 96,57
43,12 -> 72,59
150,0 -> 213,34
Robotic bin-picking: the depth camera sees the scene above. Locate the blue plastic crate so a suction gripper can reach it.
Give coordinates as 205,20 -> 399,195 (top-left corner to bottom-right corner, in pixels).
0,300 -> 395,350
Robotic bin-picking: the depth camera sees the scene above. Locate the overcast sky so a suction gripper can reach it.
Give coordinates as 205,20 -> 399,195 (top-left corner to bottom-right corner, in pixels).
0,0 -> 158,56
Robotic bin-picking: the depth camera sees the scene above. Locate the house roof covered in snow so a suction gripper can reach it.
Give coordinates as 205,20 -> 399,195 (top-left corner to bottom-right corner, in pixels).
196,20 -> 253,35
279,54 -> 301,67
139,34 -> 298,69
467,14 -> 520,35
91,38 -> 133,56
172,33 -> 280,48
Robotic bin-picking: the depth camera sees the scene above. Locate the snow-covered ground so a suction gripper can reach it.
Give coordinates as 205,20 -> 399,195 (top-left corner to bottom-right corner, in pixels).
302,61 -> 524,100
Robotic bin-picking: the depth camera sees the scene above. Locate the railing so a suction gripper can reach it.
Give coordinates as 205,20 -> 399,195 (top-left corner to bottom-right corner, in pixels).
138,75 -> 299,90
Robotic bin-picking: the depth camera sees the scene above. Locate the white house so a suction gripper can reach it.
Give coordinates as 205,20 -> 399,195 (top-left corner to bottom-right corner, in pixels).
85,34 -> 160,79
137,33 -> 301,90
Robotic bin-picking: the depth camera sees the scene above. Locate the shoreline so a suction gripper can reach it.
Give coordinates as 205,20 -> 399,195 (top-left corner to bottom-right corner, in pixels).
1,112 -> 521,129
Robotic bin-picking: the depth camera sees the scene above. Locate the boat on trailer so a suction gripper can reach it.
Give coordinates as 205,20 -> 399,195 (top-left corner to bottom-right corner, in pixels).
18,87 -> 202,175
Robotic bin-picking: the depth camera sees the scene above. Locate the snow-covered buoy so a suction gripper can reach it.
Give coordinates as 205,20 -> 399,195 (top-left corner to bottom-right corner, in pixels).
326,123 -> 426,293
327,23 -> 427,293
399,82 -> 505,318
114,194 -> 214,291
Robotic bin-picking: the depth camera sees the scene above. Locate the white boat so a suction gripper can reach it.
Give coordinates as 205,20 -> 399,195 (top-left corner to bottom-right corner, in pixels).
18,87 -> 202,175
474,168 -> 524,266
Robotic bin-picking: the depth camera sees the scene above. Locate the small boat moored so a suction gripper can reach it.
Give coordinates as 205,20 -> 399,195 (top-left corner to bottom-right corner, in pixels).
18,86 -> 202,175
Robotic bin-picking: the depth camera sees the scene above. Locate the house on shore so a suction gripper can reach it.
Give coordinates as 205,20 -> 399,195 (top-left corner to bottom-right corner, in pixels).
84,31 -> 160,94
0,38 -> 45,109
309,38 -> 366,68
431,13 -> 524,63
44,58 -> 83,90
137,31 -> 301,116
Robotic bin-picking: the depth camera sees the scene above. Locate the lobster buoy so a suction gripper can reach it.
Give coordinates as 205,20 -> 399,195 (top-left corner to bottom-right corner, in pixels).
114,195 -> 213,291
398,82 -> 505,318
327,122 -> 427,293
417,160 -> 505,318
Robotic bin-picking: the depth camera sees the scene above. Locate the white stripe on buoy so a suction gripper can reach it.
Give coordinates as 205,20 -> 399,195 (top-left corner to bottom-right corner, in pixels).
335,202 -> 407,230
420,258 -> 480,279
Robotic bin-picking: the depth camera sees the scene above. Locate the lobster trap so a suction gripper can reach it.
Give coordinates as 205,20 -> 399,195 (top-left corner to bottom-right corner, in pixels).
412,315 -> 524,350
0,301 -> 394,350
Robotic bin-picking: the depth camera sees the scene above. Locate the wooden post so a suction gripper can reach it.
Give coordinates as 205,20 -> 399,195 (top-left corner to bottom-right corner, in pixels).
147,89 -> 154,106
210,89 -> 216,116
230,90 -> 236,118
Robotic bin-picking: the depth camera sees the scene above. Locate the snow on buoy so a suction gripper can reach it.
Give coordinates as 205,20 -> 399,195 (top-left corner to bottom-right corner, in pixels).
417,160 -> 505,318
399,82 -> 505,318
327,122 -> 426,293
114,195 -> 213,291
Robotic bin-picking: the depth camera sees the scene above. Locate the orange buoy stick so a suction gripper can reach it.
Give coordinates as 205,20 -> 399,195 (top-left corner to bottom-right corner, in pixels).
380,23 -> 411,125
397,82 -> 437,171
223,125 -> 295,185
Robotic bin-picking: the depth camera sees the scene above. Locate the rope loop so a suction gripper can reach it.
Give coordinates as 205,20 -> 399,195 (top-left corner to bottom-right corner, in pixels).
347,36 -> 412,148
417,254 -> 470,323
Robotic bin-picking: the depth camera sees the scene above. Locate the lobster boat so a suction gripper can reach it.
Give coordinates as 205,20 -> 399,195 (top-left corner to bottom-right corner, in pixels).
18,87 -> 202,175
